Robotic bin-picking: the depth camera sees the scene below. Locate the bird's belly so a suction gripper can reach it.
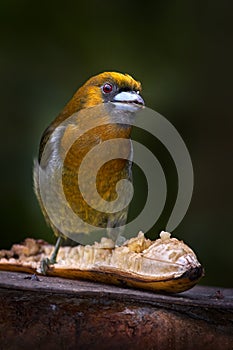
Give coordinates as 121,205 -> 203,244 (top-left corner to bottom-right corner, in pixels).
62,157 -> 132,229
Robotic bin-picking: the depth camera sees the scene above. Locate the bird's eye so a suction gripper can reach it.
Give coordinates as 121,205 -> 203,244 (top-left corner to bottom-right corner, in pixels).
102,83 -> 113,94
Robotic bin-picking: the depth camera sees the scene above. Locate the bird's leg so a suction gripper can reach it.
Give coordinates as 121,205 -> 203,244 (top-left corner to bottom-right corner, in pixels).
115,235 -> 126,246
107,225 -> 126,246
40,236 -> 63,275
49,236 -> 63,263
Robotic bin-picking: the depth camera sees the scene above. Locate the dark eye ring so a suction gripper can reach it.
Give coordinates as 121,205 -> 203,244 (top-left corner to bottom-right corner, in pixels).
102,83 -> 113,94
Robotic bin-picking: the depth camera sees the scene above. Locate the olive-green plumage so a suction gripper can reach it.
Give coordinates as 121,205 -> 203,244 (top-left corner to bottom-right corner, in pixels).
34,72 -> 144,252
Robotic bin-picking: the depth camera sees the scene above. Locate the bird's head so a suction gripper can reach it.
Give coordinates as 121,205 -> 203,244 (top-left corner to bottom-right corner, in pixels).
63,72 -> 144,116
38,72 -> 144,163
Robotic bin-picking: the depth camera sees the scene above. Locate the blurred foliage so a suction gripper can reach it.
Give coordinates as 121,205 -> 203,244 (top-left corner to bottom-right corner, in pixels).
0,1 -> 232,287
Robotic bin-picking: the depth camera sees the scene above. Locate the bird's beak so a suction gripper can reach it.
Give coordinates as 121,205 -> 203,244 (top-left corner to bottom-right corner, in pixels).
113,91 -> 145,106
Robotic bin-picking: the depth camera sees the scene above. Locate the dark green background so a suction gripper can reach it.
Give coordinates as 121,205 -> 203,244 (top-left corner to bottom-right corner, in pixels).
1,1 -> 232,287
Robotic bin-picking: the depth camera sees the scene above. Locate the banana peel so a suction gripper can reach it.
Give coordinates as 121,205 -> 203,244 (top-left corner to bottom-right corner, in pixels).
0,231 -> 203,293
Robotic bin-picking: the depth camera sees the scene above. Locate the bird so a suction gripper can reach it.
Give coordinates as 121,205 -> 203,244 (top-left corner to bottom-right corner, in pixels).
33,72 -> 144,271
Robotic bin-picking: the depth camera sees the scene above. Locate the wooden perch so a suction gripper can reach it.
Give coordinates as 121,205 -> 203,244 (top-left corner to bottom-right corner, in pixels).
0,271 -> 232,350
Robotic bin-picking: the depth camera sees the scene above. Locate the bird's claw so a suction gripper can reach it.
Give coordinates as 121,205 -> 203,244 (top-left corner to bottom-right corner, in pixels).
38,236 -> 62,275
39,257 -> 54,275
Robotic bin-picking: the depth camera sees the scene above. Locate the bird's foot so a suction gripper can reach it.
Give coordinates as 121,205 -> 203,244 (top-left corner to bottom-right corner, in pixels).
38,236 -> 62,275
115,235 -> 126,246
39,257 -> 55,275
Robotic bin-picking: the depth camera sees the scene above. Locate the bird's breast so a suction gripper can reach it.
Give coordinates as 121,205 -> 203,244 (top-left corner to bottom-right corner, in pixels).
60,122 -> 133,229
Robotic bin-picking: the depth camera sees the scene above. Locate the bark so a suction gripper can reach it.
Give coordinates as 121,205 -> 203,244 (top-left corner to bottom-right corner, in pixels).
0,271 -> 232,350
